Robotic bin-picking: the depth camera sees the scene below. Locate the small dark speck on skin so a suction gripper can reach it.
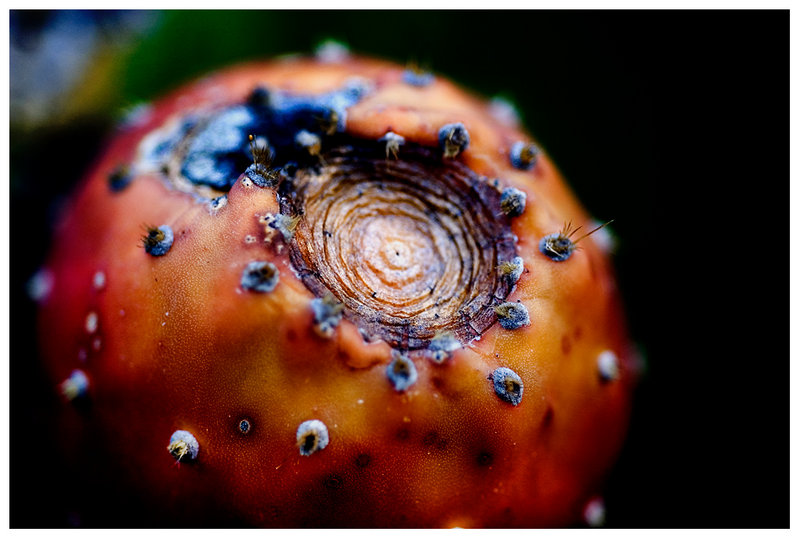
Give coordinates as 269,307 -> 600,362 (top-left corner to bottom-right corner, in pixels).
477,451 -> 494,467
561,335 -> 571,355
324,474 -> 344,490
423,432 -> 438,446
396,428 -> 410,441
543,406 -> 554,427
355,453 -> 371,468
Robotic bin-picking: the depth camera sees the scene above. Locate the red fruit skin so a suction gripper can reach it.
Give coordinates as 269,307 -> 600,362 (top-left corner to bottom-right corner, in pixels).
38,55 -> 636,527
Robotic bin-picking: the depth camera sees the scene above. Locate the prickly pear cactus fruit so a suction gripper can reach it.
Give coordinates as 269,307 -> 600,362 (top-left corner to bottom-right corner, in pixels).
36,52 -> 635,527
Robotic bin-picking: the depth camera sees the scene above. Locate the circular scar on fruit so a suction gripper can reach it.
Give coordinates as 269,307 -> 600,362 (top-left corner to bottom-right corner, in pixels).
37,51 -> 636,528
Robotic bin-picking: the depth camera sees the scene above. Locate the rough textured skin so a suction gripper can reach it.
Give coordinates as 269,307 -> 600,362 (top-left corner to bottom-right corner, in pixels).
37,55 -> 635,527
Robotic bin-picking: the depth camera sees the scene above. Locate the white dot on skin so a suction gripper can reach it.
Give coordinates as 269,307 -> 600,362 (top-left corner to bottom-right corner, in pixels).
488,96 -> 521,128
597,350 -> 620,382
315,40 -> 349,63
27,268 -> 54,302
85,312 -> 98,334
92,271 -> 106,290
583,497 -> 606,527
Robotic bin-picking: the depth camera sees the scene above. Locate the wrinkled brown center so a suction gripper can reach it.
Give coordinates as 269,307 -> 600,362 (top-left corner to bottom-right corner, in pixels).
283,144 -> 517,349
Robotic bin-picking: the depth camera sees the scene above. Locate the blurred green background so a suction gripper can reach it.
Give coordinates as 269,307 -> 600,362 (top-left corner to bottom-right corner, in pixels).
10,10 -> 787,528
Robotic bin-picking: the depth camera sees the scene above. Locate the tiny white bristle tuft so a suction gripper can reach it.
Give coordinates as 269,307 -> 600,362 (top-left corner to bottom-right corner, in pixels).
597,350 -> 620,382
583,497 -> 606,527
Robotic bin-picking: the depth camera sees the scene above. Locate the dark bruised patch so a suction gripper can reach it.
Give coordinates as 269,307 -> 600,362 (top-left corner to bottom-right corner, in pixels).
561,334 -> 572,355
423,432 -> 438,447
141,80 -> 372,198
355,453 -> 371,468
180,106 -> 256,190
396,427 -> 410,441
542,405 -> 554,427
323,474 -> 344,490
422,431 -> 447,451
477,451 -> 494,467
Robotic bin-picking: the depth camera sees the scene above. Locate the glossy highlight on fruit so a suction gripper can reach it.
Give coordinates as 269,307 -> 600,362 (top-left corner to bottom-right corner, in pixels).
36,50 -> 636,527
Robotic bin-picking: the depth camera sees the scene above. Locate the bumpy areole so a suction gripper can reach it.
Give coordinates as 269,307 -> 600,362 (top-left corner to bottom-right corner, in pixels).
36,51 -> 636,527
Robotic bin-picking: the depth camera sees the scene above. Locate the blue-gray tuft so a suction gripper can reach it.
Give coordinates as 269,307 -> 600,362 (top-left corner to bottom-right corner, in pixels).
241,261 -> 280,293
296,419 -> 329,456
494,302 -> 530,330
491,367 -> 524,406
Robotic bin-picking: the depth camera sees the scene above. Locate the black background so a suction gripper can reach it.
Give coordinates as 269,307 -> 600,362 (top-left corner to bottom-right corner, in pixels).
10,10 -> 788,528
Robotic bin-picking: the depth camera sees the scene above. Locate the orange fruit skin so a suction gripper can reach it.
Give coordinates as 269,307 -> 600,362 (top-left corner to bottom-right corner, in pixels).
38,56 -> 635,527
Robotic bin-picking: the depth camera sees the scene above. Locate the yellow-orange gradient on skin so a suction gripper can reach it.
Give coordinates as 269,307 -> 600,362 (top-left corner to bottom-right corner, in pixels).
37,53 -> 636,527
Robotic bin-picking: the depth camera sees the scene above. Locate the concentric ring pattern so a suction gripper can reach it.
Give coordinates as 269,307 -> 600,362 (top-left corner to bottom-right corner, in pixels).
284,145 -> 518,349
